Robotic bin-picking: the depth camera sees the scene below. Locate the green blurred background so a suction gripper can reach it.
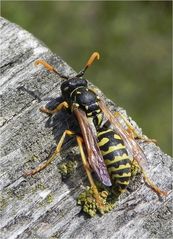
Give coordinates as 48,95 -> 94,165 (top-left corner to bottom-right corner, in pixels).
1,1 -> 172,155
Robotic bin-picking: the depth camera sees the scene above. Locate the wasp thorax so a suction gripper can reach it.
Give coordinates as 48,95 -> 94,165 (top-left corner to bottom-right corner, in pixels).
73,88 -> 100,112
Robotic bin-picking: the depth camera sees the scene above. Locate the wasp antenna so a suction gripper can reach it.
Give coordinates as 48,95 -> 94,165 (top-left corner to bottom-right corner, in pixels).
76,52 -> 100,77
85,52 -> 100,68
35,59 -> 68,79
35,59 -> 55,72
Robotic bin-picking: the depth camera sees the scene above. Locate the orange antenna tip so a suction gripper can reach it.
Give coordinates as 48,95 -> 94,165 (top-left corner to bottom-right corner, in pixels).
34,59 -> 54,72
86,52 -> 100,67
93,52 -> 100,60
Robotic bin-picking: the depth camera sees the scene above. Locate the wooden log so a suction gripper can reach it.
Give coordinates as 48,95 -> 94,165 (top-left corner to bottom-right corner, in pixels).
0,17 -> 172,239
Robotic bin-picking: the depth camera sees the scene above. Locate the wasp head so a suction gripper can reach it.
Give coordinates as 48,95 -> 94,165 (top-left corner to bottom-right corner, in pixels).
60,52 -> 100,106
61,77 -> 88,102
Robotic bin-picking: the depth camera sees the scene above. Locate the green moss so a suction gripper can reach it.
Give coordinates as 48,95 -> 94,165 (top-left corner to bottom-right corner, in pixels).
0,195 -> 8,211
131,160 -> 141,177
77,186 -> 115,217
46,194 -> 53,204
30,183 -> 46,195
58,160 -> 77,177
36,183 -> 46,190
38,193 -> 53,207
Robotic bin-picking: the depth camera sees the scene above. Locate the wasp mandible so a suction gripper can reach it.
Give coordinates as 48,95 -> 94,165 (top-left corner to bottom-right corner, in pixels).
26,52 -> 167,213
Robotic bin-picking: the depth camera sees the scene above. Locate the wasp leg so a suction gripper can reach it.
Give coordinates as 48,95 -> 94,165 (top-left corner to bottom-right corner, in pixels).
76,136 -> 95,187
25,130 -> 75,176
142,171 -> 168,196
114,112 -> 157,143
40,101 -> 69,115
131,160 -> 167,196
76,136 -> 106,209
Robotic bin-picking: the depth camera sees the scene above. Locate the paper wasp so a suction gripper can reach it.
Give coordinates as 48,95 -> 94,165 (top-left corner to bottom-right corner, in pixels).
25,52 -> 167,214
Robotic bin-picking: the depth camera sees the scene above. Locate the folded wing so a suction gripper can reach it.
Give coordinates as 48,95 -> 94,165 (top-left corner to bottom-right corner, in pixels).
73,107 -> 112,186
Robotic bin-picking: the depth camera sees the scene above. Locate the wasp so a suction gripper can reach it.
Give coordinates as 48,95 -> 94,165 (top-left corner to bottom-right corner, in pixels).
26,52 -> 167,213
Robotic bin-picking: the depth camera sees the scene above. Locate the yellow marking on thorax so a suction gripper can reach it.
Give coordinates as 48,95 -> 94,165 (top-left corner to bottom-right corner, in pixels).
114,134 -> 121,140
105,154 -> 129,165
97,113 -> 102,125
97,129 -> 112,137
98,137 -> 109,147
101,144 -> 126,156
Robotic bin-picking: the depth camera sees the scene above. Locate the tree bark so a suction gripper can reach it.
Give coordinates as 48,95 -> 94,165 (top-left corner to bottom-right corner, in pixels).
0,17 -> 172,239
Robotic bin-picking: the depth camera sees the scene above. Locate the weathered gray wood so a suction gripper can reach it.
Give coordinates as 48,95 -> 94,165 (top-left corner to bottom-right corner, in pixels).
0,17 -> 172,239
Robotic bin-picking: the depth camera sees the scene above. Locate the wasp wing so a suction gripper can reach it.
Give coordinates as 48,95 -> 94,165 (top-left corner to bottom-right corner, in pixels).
73,106 -> 112,186
99,100 -> 147,171
99,100 -> 168,196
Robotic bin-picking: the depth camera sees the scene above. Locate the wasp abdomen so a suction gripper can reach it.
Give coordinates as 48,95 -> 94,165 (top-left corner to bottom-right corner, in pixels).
97,128 -> 132,194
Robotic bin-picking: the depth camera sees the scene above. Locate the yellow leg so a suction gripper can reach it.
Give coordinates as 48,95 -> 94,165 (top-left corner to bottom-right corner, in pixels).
76,137 -> 95,188
25,129 -> 107,208
76,136 -> 105,209
142,171 -> 168,196
25,130 -> 75,176
40,101 -> 69,115
114,112 -> 157,143
131,160 -> 167,196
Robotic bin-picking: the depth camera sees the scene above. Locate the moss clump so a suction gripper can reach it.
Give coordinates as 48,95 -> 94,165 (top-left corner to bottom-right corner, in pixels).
38,193 -> 53,207
36,183 -> 46,190
46,194 -> 53,204
77,186 -> 115,217
58,160 -> 77,177
0,195 -> 8,211
131,160 -> 141,177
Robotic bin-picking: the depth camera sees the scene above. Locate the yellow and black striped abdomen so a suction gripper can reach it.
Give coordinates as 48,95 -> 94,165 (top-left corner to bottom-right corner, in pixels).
97,128 -> 131,195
